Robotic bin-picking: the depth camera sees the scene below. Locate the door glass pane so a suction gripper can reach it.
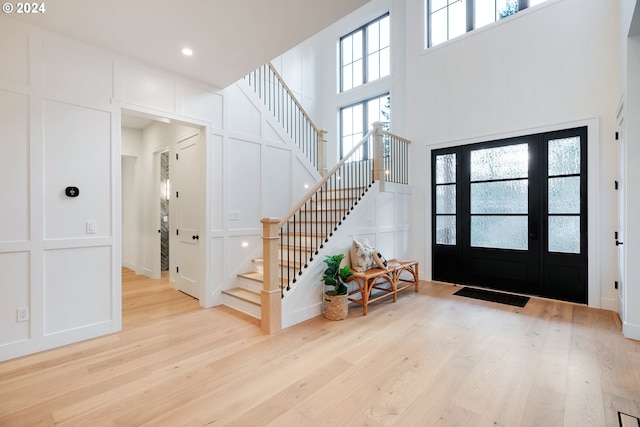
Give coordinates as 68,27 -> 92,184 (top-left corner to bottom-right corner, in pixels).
436,184 -> 456,214
435,153 -> 456,184
471,216 -> 528,250
471,143 -> 528,181
471,180 -> 528,214
549,216 -> 580,253
548,136 -> 580,175
436,215 -> 456,245
549,176 -> 580,214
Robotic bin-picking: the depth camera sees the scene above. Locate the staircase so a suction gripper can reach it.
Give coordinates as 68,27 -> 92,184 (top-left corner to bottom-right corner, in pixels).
221,186 -> 370,319
222,63 -> 411,331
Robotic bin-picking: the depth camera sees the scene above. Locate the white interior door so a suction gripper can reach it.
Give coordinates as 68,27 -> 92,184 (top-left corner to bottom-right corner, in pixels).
175,132 -> 202,299
616,112 -> 626,321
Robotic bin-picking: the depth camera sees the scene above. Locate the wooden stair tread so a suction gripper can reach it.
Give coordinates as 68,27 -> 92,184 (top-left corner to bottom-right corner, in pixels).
221,287 -> 261,305
238,271 -> 263,282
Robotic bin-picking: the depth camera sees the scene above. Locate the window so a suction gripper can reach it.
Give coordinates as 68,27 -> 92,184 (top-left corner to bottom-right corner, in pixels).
427,0 -> 549,47
340,14 -> 390,92
340,94 -> 390,159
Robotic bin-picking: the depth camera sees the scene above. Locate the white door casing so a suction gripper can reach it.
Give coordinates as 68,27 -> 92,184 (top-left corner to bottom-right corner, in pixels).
175,131 -> 202,299
616,99 -> 626,322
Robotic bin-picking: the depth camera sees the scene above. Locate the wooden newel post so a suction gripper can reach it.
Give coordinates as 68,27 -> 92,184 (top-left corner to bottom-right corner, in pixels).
372,122 -> 385,191
261,217 -> 282,334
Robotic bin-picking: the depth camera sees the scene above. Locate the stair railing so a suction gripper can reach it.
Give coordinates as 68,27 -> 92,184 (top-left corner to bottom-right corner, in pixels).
245,62 -> 326,173
260,123 -> 411,334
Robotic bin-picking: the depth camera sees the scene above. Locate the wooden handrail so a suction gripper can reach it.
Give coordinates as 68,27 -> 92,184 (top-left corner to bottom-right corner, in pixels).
381,130 -> 412,145
266,62 -> 322,136
245,63 -> 325,171
277,129 -> 375,229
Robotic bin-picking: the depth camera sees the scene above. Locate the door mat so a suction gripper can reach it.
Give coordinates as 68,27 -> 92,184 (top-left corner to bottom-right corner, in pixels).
453,287 -> 529,307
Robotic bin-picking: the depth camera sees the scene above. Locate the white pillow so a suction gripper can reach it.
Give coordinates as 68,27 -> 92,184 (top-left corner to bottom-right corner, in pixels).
350,239 -> 375,272
372,251 -> 389,270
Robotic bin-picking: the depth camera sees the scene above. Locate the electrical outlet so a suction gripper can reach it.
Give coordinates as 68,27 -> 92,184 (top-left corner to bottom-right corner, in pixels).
86,220 -> 97,234
17,307 -> 29,322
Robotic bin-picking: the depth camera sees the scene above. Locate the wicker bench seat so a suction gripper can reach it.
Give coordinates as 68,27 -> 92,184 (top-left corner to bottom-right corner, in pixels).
347,260 -> 419,316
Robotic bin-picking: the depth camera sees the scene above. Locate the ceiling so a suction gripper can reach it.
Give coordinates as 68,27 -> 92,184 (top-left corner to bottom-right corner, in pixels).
9,0 -> 369,89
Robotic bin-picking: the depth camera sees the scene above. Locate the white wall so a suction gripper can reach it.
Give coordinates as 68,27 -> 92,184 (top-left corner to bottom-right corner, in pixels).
121,127 -> 143,271
0,14 -> 321,361
404,0 -> 619,311
295,0 -> 622,312
623,0 -> 640,339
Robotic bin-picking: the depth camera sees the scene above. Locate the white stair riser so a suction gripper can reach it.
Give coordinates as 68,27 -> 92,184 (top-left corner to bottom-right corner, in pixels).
236,275 -> 263,293
222,293 -> 261,319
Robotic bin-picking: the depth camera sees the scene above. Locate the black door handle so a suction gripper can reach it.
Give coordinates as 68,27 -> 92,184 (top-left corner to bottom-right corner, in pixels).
616,241 -> 623,246
529,232 -> 537,240
192,235 -> 199,240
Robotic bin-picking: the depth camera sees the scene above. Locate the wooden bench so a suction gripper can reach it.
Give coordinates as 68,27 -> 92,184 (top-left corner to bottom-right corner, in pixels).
347,260 -> 419,316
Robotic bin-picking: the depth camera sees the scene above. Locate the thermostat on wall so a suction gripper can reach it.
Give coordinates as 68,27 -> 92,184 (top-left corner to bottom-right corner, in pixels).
65,186 -> 79,197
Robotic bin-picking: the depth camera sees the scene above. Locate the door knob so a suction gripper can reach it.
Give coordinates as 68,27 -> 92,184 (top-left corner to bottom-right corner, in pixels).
529,232 -> 537,240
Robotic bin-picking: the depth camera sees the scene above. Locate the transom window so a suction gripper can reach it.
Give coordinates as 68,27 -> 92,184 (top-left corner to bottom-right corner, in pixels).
340,13 -> 390,92
340,94 -> 390,159
427,0 -> 550,48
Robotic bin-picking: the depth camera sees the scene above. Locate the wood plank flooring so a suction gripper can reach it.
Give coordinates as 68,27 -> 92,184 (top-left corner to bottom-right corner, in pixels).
1,268 -> 639,426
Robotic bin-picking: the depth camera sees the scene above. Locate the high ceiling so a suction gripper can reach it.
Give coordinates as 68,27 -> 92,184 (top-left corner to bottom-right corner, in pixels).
9,0 -> 369,89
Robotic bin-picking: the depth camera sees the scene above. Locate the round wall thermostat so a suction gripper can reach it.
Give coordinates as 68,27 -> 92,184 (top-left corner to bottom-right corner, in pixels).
65,186 -> 80,197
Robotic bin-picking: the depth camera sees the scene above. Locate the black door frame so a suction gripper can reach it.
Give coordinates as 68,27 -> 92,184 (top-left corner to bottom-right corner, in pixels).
431,126 -> 588,303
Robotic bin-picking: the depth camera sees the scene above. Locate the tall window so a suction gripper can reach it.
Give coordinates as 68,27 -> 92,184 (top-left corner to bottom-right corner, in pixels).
340,94 -> 390,159
427,0 -> 549,47
340,14 -> 390,92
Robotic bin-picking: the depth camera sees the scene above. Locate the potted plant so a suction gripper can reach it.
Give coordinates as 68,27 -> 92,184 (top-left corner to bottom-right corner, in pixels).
323,254 -> 353,320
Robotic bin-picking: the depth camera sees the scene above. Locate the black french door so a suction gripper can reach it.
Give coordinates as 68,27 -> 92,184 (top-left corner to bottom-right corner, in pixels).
432,127 -> 588,303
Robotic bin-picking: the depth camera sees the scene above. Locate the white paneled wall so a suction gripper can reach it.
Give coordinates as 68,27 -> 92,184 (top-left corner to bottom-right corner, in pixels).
44,246 -> 112,334
43,101 -> 111,239
0,90 -> 29,242
0,14 -> 322,361
0,252 -> 29,346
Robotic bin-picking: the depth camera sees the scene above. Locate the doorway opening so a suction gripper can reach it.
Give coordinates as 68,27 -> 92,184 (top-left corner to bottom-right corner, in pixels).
120,111 -> 205,308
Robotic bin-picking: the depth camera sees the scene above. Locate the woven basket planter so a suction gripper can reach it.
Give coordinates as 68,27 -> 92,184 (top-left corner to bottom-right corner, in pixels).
324,293 -> 348,321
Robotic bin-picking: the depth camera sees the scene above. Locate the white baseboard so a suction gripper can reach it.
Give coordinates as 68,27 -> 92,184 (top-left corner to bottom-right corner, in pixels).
122,261 -> 136,271
600,297 -> 618,312
623,321 -> 640,341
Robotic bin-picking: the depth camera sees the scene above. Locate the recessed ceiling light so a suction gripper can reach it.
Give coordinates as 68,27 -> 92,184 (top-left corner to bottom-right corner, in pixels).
181,47 -> 193,56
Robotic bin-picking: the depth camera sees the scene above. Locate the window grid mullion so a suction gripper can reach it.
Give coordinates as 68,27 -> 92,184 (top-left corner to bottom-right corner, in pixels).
362,27 -> 368,85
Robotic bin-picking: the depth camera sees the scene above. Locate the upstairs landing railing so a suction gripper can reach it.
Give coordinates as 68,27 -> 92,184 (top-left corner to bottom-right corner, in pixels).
245,62 -> 325,172
260,123 -> 411,334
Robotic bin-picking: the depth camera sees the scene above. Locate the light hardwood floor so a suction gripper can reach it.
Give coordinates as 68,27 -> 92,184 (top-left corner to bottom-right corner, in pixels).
1,268 -> 639,426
